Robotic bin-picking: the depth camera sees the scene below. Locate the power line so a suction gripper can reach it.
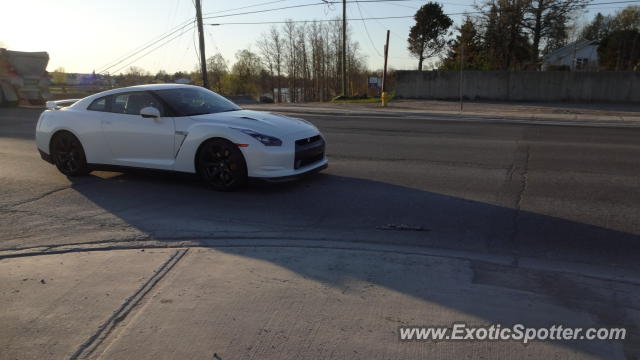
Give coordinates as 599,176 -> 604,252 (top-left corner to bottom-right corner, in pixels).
98,21 -> 193,74
207,13 -> 482,26
203,2 -> 331,20
202,0 -> 291,16
201,0 -> 448,20
95,0 -> 469,74
356,2 -> 407,43
355,1 -> 383,57
192,20 -> 201,71
383,1 -> 419,9
109,24 -> 195,75
95,0 -> 293,74
169,30 -> 193,72
205,23 -> 221,54
203,0 -> 640,25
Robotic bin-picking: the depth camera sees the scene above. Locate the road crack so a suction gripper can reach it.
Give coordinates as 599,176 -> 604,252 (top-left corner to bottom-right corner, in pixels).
508,143 -> 530,266
69,248 -> 188,360
0,186 -> 70,209
514,145 -> 530,211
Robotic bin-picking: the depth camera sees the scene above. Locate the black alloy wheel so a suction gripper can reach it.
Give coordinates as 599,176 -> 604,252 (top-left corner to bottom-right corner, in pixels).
50,131 -> 89,176
198,138 -> 247,191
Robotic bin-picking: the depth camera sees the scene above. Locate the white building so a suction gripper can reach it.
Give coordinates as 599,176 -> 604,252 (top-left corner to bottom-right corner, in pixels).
542,40 -> 600,71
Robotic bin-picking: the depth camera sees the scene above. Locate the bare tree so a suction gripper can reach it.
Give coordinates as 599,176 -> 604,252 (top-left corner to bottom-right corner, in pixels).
295,24 -> 310,102
252,18 -> 369,102
479,0 -> 531,70
257,26 -> 285,102
206,53 -> 228,93
257,37 -> 276,101
283,20 -> 297,102
523,0 -> 589,62
118,66 -> 152,86
581,13 -> 615,41
230,49 -> 263,96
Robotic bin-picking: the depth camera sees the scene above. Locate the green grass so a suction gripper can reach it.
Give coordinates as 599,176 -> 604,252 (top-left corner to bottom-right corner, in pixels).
330,97 -> 382,103
330,91 -> 396,104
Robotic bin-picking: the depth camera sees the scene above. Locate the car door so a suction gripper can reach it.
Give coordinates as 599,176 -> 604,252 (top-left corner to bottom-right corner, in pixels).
80,95 -> 114,165
100,91 -> 175,169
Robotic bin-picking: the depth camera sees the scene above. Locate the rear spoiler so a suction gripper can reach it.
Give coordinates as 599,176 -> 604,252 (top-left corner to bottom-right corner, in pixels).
45,99 -> 81,110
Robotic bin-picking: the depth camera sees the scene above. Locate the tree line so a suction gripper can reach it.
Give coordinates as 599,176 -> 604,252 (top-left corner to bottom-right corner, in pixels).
240,19 -> 371,102
580,6 -> 640,70
51,2 -> 640,103
99,19 -> 373,102
426,2 -> 640,71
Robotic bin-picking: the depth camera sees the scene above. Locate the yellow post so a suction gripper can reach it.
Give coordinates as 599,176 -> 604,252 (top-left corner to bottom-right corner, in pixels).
381,91 -> 390,107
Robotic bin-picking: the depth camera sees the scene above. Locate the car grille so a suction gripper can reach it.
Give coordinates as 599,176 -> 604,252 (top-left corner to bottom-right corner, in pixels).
294,135 -> 325,169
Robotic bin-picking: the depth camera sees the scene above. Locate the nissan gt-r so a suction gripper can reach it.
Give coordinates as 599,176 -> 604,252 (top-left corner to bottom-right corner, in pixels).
36,84 -> 327,191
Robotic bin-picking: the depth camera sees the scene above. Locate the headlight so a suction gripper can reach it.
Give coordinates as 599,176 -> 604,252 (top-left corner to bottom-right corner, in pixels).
231,127 -> 282,146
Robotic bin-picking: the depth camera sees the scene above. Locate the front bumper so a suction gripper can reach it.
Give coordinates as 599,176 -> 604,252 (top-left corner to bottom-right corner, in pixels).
241,129 -> 328,178
253,162 -> 328,183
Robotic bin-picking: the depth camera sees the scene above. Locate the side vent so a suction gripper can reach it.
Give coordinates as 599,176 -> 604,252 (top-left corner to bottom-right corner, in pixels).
174,131 -> 188,158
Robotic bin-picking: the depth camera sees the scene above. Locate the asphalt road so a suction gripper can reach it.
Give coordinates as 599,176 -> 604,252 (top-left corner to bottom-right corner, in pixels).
1,105 -> 640,358
2,106 -> 639,264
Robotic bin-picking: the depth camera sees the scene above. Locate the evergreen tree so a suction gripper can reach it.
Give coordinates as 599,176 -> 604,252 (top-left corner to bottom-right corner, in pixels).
407,2 -> 453,71
581,13 -> 614,41
441,17 -> 487,70
480,1 -> 531,70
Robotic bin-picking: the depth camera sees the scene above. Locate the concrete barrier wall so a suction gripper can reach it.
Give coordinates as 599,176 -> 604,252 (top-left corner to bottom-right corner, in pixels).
395,70 -> 640,102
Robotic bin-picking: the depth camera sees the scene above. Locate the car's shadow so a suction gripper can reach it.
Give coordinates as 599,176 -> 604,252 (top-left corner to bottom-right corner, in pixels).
66,169 -> 640,358
72,169 -> 640,267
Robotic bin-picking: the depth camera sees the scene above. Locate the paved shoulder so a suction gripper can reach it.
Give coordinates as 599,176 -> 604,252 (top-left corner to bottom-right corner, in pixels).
1,245 -> 634,359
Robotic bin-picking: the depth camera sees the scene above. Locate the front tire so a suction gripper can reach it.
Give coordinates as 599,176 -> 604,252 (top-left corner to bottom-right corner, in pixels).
50,131 -> 89,176
197,138 -> 247,191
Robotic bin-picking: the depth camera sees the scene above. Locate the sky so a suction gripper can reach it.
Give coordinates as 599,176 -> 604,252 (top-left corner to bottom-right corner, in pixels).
0,0 -> 627,75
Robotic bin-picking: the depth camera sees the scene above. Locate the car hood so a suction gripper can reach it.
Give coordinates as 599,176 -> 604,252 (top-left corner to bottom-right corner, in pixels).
189,110 -> 316,135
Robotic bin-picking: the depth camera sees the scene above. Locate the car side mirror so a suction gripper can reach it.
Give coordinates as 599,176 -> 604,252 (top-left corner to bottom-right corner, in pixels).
140,106 -> 161,118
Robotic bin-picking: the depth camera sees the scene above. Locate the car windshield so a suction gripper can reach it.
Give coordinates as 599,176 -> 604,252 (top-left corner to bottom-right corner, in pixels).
154,87 -> 241,116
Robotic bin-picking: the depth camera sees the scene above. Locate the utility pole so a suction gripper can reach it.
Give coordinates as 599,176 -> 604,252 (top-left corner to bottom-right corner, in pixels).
459,41 -> 464,112
195,0 -> 209,89
381,30 -> 390,107
342,0 -> 347,96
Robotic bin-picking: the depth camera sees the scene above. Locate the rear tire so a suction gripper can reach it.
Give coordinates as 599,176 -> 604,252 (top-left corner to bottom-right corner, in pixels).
50,131 -> 90,176
197,138 -> 247,191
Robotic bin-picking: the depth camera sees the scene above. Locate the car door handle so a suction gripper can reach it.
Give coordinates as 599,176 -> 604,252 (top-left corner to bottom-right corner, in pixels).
102,120 -> 112,125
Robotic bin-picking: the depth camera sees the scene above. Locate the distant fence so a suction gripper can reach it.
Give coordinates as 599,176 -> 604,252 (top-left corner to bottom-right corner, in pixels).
396,71 -> 640,103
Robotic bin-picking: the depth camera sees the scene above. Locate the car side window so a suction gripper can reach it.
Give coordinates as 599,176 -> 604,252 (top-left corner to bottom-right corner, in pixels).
87,96 -> 107,112
110,92 -> 164,116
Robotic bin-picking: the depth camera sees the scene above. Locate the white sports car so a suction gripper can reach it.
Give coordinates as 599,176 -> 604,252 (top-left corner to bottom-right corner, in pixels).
36,84 -> 327,190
